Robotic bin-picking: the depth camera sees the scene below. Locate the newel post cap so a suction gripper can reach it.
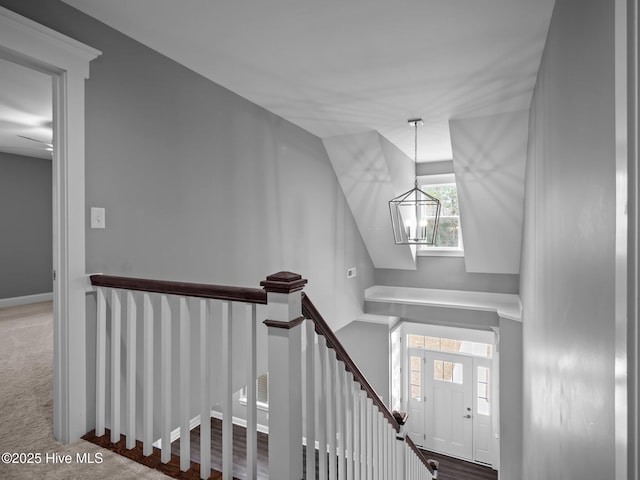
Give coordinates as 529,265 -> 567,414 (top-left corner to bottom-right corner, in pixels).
260,271 -> 308,293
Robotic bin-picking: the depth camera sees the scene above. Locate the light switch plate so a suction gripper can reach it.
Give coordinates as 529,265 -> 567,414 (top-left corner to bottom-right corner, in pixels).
347,267 -> 357,278
91,207 -> 105,229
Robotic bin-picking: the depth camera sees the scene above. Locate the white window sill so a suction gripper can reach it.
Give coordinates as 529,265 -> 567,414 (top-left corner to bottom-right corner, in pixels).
417,248 -> 464,257
238,397 -> 269,412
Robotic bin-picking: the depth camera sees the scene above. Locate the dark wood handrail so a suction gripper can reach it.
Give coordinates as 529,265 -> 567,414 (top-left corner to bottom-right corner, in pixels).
90,274 -> 267,304
301,293 -> 401,433
405,434 -> 436,475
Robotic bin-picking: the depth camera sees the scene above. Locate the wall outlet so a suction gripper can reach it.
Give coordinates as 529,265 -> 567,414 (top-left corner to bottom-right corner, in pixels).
91,207 -> 105,229
347,267 -> 357,278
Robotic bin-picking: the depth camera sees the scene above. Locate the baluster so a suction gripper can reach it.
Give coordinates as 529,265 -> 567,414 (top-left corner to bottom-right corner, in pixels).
360,391 -> 367,480
411,447 -> 416,479
378,414 -> 384,480
246,303 -> 257,480
221,301 -> 233,480
383,421 -> 388,480
160,294 -> 172,463
95,287 -> 106,437
393,429 -> 398,480
337,362 -> 345,480
352,379 -> 360,480
199,299 -> 211,479
125,291 -> 137,449
345,370 -> 353,480
179,297 -> 190,471
110,289 -> 121,443
372,407 -> 378,480
317,335 -> 328,480
142,293 -> 154,456
305,320 -> 316,479
382,413 -> 387,480
366,397 -> 373,479
327,349 -> 337,480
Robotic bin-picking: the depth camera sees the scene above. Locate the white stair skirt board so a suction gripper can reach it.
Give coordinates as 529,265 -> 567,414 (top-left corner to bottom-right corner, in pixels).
0,292 -> 53,309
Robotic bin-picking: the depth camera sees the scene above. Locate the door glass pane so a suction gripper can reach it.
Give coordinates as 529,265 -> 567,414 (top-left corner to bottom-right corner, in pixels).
434,360 -> 463,384
477,366 -> 490,415
410,385 -> 421,400
410,355 -> 421,401
425,336 -> 440,350
408,334 -> 493,358
440,338 -> 462,353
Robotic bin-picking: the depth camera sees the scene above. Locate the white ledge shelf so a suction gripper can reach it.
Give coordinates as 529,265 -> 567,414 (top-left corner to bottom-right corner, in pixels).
365,285 -> 522,322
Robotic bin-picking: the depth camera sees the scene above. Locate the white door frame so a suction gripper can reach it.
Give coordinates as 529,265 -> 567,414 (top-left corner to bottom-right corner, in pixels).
0,7 -> 100,443
400,326 -> 498,468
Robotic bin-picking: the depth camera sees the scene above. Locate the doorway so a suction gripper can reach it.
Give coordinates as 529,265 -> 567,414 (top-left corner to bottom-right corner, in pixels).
401,329 -> 496,466
0,6 -> 100,443
0,57 -> 53,307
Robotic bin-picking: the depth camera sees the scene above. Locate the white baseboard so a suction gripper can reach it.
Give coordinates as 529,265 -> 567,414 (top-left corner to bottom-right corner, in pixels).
154,410 -> 269,449
0,292 -> 53,309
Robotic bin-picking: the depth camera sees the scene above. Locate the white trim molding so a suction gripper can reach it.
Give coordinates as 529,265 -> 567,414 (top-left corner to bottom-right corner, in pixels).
154,410 -> 270,449
0,6 -> 101,444
0,292 -> 54,309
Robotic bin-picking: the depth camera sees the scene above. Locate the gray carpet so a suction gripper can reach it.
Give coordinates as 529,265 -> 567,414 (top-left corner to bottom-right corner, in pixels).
0,301 -> 170,480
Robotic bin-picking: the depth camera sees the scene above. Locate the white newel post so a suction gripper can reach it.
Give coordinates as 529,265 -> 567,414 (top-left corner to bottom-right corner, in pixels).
261,272 -> 308,480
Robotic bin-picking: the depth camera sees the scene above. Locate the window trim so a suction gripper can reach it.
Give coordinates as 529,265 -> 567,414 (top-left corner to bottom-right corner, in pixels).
417,179 -> 464,255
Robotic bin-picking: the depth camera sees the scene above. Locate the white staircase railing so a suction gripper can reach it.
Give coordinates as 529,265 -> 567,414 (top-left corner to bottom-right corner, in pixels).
89,271 -> 435,479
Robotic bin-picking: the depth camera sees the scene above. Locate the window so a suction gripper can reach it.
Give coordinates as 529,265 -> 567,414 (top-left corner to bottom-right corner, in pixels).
419,183 -> 463,253
407,334 -> 493,358
240,373 -> 269,410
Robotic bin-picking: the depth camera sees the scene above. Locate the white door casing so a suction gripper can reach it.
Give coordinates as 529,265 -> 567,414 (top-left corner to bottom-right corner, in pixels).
405,344 -> 494,465
0,6 -> 100,443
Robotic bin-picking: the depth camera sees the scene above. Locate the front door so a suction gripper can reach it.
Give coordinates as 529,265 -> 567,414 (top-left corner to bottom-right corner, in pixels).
424,351 -> 473,460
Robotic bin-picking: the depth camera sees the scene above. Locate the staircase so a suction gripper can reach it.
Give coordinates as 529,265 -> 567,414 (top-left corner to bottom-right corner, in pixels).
87,271 -> 436,479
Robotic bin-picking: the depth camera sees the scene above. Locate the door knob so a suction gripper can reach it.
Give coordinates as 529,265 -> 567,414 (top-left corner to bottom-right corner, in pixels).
463,414 -> 472,419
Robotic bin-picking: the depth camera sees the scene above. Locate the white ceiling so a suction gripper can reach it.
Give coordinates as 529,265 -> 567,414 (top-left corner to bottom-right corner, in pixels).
60,0 -> 555,161
0,57 -> 52,160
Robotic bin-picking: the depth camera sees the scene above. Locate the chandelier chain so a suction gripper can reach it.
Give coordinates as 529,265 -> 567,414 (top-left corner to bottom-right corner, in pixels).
414,120 -> 418,187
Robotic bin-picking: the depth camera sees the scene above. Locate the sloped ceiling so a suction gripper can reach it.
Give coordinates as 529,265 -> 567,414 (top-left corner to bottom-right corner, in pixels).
56,0 -> 553,272
323,131 -> 418,270
450,111 -> 529,274
324,111 -> 529,273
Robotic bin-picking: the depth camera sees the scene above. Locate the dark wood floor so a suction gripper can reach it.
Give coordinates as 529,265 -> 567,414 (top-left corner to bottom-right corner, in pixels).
173,418 -> 498,480
419,449 -> 498,480
171,420 -> 269,480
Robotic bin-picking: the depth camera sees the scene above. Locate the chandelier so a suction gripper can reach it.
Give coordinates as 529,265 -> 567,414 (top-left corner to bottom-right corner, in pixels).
389,119 -> 441,245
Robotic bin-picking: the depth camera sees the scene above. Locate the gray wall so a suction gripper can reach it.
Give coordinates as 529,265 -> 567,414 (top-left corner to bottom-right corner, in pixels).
498,317 -> 523,480
0,0 -> 377,437
376,256 -> 519,294
520,0 -> 616,479
0,152 -> 52,298
335,320 -> 390,404
0,0 -> 375,331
